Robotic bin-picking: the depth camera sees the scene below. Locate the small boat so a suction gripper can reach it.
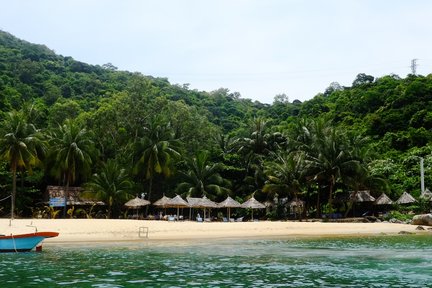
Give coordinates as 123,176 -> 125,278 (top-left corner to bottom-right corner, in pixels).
0,231 -> 59,252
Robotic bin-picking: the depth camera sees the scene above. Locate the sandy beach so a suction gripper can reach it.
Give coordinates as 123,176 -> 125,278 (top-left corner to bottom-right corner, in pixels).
0,218 -> 425,245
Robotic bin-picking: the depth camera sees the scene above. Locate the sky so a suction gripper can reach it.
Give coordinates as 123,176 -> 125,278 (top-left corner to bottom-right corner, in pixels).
1,0 -> 432,103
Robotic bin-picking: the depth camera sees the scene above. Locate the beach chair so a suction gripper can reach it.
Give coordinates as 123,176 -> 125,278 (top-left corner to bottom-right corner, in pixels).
168,215 -> 175,221
196,216 -> 203,222
235,217 -> 243,222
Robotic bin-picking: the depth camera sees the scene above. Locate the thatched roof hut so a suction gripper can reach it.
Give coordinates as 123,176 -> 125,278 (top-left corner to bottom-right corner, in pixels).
349,190 -> 376,202
47,185 -> 104,206
374,193 -> 393,205
395,191 -> 416,204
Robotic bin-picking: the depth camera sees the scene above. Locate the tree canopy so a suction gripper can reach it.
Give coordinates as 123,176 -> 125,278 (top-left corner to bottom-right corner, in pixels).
1,30 -> 432,219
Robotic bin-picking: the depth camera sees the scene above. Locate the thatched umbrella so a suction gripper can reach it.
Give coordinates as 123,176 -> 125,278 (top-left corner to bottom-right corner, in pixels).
124,196 -> 151,218
166,195 -> 190,220
153,195 -> 172,218
153,195 -> 172,208
218,196 -> 242,221
396,191 -> 416,204
187,197 -> 201,219
187,196 -> 218,220
374,193 -> 393,205
241,196 -> 265,221
200,196 -> 218,220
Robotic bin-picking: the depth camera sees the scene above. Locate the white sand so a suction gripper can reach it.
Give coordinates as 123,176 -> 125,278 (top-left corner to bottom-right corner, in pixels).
0,218 -> 424,245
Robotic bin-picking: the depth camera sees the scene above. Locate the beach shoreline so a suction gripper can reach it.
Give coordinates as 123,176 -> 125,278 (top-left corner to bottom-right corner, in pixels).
0,218 -> 426,245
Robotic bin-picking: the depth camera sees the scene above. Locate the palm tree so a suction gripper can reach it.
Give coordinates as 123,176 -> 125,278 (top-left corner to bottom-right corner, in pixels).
263,151 -> 307,219
235,117 -> 283,197
237,117 -> 273,166
48,119 -> 97,217
0,110 -> 44,219
84,159 -> 133,218
264,151 -> 306,201
177,151 -> 230,199
133,117 -> 180,205
307,120 -> 353,214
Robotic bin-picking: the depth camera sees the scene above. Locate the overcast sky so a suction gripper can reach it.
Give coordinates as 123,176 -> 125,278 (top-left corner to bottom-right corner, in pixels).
1,0 -> 432,103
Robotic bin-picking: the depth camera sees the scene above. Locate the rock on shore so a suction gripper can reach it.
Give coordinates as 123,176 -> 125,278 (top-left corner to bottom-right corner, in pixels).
412,214 -> 432,226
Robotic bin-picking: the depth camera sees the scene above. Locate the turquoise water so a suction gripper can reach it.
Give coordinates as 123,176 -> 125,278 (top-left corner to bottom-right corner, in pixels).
1,235 -> 432,287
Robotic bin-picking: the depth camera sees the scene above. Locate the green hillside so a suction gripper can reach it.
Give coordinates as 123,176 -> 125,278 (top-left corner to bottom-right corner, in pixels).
1,30 -> 431,219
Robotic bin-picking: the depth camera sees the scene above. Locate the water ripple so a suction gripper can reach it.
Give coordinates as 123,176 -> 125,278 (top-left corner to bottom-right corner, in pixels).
1,235 -> 431,287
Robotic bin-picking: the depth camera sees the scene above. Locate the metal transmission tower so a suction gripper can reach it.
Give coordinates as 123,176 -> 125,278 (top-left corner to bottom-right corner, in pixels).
411,59 -> 418,75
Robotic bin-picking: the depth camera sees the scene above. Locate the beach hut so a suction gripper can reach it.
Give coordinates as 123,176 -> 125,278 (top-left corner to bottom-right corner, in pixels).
374,193 -> 393,206
341,190 -> 375,217
166,195 -> 190,220
124,196 -> 150,218
395,192 -> 416,205
218,196 -> 242,221
241,196 -> 265,221
350,190 -> 375,202
373,193 -> 393,216
47,185 -> 105,217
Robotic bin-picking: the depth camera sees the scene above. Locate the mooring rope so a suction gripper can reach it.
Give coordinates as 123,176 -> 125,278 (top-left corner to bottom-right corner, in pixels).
11,234 -> 17,253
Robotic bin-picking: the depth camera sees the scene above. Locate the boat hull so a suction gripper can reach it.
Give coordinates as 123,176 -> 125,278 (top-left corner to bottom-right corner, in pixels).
0,232 -> 59,252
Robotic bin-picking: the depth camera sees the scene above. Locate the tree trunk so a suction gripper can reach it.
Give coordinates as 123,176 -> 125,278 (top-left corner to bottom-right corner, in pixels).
11,168 -> 16,219
145,177 -> 153,216
64,179 -> 69,218
328,176 -> 335,213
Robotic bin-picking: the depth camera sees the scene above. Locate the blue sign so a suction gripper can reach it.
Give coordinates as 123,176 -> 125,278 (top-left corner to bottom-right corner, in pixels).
49,197 -> 66,207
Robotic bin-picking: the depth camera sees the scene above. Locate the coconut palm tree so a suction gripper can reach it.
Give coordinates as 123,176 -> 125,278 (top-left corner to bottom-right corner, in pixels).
133,117 -> 180,205
264,151 -> 306,202
235,117 -> 284,197
48,119 -> 97,217
177,151 -> 230,199
84,159 -> 133,218
307,120 -> 354,214
0,110 -> 45,219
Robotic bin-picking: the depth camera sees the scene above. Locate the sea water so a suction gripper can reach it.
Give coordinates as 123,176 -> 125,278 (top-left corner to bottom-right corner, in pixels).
1,235 -> 432,287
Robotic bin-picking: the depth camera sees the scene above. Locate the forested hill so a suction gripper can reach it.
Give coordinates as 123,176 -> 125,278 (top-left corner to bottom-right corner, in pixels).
0,29 -> 266,133
1,29 -> 432,218
2,28 -> 432,147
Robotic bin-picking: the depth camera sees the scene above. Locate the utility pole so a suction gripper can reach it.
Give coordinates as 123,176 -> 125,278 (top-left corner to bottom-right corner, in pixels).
420,157 -> 425,195
411,59 -> 418,75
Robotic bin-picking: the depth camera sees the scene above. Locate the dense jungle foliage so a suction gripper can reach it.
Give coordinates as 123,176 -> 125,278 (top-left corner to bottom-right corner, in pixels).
1,30 -> 431,219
